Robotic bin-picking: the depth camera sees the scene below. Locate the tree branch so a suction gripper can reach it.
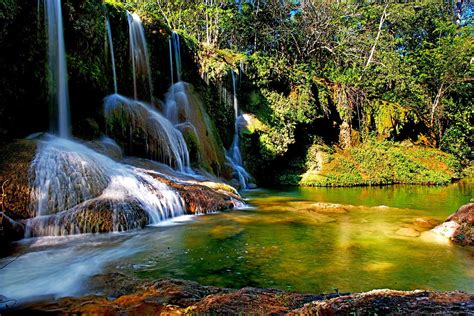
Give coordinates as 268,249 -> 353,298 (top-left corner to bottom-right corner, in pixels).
365,3 -> 389,69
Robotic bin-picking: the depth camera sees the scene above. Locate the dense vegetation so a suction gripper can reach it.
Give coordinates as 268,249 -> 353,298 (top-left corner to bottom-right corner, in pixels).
0,0 -> 472,186
145,0 -> 472,185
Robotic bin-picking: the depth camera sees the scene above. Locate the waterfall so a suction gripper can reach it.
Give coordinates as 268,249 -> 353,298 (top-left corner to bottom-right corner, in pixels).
168,31 -> 182,105
44,0 -> 70,138
106,18 -> 118,94
163,82 -> 192,125
27,134 -> 186,236
127,11 -> 153,101
169,39 -> 174,88
104,94 -> 191,173
171,31 -> 182,82
226,70 -> 251,189
104,18 -> 193,173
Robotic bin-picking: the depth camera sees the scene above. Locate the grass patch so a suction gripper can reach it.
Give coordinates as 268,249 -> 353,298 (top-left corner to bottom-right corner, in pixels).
300,141 -> 461,187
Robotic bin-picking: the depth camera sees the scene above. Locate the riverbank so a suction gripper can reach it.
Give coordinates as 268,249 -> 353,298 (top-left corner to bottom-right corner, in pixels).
3,276 -> 473,314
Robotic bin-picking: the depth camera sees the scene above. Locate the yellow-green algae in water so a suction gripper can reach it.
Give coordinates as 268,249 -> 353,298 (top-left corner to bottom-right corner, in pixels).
133,179 -> 473,293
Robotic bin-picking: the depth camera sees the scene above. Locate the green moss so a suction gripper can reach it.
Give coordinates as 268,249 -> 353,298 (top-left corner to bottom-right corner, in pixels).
301,141 -> 461,187
198,45 -> 246,81
363,100 -> 412,140
104,0 -> 125,9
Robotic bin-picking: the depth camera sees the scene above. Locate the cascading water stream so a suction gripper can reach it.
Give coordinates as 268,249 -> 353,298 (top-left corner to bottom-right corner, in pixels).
165,32 -> 187,123
27,134 -> 186,236
226,70 -> 251,189
169,38 -> 174,88
104,94 -> 191,173
171,31 -> 182,82
127,11 -> 153,101
44,0 -> 70,138
23,3 -> 243,240
106,18 -> 118,94
104,17 -> 192,174
27,9 -> 200,237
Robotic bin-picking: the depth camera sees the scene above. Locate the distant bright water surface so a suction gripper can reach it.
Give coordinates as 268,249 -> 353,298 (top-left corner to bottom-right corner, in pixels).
1,180 -> 473,303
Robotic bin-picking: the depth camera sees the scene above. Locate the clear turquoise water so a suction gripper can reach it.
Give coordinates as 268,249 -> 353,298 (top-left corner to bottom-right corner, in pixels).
133,180 -> 473,293
1,180 -> 472,301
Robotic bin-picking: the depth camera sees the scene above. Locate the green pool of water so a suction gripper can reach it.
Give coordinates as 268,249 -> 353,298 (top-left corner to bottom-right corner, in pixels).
130,180 -> 473,293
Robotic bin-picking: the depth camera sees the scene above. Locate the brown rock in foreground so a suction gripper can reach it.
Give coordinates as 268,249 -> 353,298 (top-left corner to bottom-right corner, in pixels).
292,289 -> 473,315
431,203 -> 474,246
6,277 -> 473,315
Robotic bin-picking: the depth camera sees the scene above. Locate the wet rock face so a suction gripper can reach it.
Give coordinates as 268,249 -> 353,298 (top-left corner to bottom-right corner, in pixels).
147,172 -> 243,216
0,212 -> 25,254
8,278 -> 474,315
26,199 -> 149,236
0,140 -> 37,220
432,203 -> 473,246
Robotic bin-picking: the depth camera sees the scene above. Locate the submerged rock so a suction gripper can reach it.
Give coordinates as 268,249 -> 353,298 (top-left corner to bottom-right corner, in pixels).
414,217 -> 440,229
431,203 -> 474,246
395,227 -> 421,237
8,278 -> 473,315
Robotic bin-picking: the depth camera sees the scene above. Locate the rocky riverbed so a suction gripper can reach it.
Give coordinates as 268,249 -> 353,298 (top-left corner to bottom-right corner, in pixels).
2,275 -> 473,315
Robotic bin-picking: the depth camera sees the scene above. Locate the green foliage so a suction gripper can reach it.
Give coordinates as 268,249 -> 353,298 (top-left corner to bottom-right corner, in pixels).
103,0 -> 125,9
198,46 -> 246,82
2,0 -> 471,185
301,141 -> 461,187
364,100 -> 413,140
244,83 -> 318,160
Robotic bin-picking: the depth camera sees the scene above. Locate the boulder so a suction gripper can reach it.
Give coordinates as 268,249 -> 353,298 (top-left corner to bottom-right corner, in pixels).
431,203 -> 473,246
147,172 -> 243,214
